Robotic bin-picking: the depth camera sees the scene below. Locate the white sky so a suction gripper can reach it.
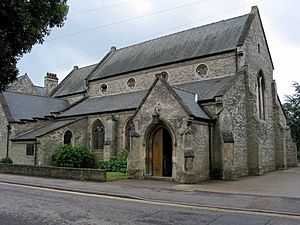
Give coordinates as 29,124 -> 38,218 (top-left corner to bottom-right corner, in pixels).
17,0 -> 300,101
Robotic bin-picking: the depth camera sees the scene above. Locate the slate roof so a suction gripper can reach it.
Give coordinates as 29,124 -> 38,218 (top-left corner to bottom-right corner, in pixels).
59,76 -> 229,120
173,87 -> 210,120
51,64 -> 97,97
59,90 -> 148,118
34,86 -> 45,96
175,76 -> 234,101
89,14 -> 249,81
11,119 -> 76,141
0,91 -> 69,122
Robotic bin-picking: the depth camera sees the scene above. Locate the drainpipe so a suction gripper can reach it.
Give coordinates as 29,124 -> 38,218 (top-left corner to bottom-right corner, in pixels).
208,122 -> 213,179
34,142 -> 38,166
6,124 -> 11,158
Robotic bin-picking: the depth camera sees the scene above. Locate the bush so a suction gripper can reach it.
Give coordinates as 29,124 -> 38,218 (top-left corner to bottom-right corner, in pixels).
51,145 -> 96,168
99,148 -> 128,173
0,157 -> 13,164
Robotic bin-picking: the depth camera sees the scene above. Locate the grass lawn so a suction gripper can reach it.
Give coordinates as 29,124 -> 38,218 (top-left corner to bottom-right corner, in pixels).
106,172 -> 127,182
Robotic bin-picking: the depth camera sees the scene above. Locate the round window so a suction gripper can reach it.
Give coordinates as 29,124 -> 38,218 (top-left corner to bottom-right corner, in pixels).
127,78 -> 136,89
100,83 -> 108,94
155,71 -> 169,81
196,64 -> 208,77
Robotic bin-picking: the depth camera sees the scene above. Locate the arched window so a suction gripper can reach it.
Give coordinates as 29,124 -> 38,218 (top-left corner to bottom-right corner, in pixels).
92,120 -> 105,149
64,130 -> 73,145
257,71 -> 266,120
125,118 -> 134,149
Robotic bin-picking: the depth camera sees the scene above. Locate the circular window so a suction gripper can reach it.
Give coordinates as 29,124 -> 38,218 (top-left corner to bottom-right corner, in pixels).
100,83 -> 108,94
155,71 -> 169,81
196,64 -> 208,77
127,78 -> 136,89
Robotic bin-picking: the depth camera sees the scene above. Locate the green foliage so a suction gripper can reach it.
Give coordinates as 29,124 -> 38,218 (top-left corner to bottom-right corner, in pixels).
0,0 -> 69,91
107,172 -> 127,182
51,145 -> 96,168
283,82 -> 300,150
0,157 -> 13,164
99,148 -> 128,173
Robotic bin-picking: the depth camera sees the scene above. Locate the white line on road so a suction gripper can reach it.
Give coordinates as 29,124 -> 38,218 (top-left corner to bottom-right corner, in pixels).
1,181 -> 299,220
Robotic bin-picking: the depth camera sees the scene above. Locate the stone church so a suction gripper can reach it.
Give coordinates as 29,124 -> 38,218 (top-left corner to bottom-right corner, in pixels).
0,7 -> 297,183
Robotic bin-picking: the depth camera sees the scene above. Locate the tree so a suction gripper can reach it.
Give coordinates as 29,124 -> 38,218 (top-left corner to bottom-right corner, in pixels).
0,0 -> 68,91
283,82 -> 300,150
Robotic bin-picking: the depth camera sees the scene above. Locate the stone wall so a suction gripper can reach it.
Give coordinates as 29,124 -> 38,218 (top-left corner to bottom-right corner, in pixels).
129,79 -> 210,183
37,118 -> 88,165
241,9 -> 276,174
219,72 -> 248,179
0,164 -> 106,182
58,93 -> 85,105
11,120 -> 50,136
9,141 -> 35,165
7,75 -> 39,95
87,111 -> 134,161
88,53 -> 236,97
0,102 -> 8,158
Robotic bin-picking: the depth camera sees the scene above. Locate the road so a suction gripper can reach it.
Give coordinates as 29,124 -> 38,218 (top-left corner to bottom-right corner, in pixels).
0,182 -> 299,225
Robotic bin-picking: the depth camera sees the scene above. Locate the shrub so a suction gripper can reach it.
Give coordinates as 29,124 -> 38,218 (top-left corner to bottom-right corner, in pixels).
51,145 -> 96,168
0,157 -> 13,164
99,148 -> 128,173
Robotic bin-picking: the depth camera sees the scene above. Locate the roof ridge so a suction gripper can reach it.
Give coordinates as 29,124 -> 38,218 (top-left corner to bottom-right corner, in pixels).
115,13 -> 249,53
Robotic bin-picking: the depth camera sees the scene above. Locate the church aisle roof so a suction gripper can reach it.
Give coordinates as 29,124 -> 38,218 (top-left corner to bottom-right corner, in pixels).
173,87 -> 210,120
11,119 -> 77,141
51,64 -> 97,97
89,14 -> 249,81
0,91 -> 69,122
175,75 -> 234,101
59,90 -> 148,118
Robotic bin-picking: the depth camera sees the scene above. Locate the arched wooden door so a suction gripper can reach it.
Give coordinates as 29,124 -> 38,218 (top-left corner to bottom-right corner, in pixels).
152,127 -> 172,177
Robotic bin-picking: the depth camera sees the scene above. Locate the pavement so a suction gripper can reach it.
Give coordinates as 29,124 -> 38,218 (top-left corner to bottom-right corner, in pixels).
0,165 -> 300,216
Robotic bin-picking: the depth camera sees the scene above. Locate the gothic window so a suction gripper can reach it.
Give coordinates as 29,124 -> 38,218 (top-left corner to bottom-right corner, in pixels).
100,83 -> 108,94
125,118 -> 134,149
196,64 -> 208,77
26,144 -> 34,156
127,78 -> 136,89
257,71 -> 266,120
64,130 -> 73,145
92,120 -> 105,149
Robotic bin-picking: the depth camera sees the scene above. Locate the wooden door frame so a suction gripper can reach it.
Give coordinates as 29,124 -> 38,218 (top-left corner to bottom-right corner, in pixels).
145,123 -> 174,177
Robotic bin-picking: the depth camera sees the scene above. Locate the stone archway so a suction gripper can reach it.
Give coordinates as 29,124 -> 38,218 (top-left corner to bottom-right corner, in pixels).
146,126 -> 173,177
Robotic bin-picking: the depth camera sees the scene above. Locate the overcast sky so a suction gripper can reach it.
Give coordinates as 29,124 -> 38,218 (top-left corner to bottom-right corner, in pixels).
17,0 -> 299,101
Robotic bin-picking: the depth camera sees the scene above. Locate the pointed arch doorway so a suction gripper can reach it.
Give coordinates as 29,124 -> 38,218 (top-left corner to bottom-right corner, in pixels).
147,126 -> 172,177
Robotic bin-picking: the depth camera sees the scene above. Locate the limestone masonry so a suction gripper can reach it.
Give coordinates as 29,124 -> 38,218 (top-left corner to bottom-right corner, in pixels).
0,6 -> 297,183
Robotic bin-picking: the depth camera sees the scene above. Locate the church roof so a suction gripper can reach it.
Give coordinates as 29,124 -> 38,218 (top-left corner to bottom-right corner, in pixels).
173,87 -> 210,120
89,14 -> 250,81
59,90 -> 147,118
34,85 -> 45,96
11,119 -> 77,141
51,64 -> 97,97
175,75 -> 234,101
59,76 -> 227,120
0,91 -> 69,122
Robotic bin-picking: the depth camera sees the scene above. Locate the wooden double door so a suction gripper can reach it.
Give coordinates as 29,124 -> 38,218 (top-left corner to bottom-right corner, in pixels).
152,127 -> 172,177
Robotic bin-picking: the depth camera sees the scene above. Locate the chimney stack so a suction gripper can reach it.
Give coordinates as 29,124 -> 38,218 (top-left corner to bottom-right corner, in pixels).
44,72 -> 58,96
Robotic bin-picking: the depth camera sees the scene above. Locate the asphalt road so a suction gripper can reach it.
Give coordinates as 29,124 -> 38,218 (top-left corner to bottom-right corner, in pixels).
0,183 -> 299,225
